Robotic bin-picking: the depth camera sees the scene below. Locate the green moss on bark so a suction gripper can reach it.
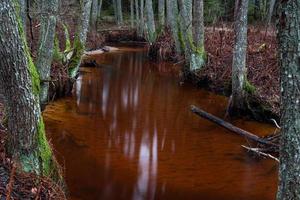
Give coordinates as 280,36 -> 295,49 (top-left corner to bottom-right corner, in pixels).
68,36 -> 84,78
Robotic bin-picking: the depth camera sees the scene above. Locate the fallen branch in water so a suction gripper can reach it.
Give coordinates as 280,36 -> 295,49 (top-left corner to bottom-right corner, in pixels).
190,105 -> 278,147
241,145 -> 279,162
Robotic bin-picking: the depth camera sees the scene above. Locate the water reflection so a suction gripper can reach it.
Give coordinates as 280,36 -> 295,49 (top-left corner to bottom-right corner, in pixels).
44,48 -> 278,200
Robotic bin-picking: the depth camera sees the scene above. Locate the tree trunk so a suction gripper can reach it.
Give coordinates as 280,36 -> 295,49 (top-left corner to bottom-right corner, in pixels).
116,0 -> 123,25
97,0 -> 103,20
36,0 -> 58,105
276,1 -> 300,199
139,0 -> 144,37
190,0 -> 206,71
0,0 -> 62,181
130,0 -> 134,28
145,0 -> 156,43
91,0 -> 98,30
178,0 -> 193,63
266,0 -> 276,25
68,0 -> 92,79
158,0 -> 165,28
166,0 -> 181,53
135,0 -> 139,27
231,0 -> 249,112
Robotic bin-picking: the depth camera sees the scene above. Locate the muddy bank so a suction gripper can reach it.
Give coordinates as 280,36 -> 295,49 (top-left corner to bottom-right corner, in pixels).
150,26 -> 279,121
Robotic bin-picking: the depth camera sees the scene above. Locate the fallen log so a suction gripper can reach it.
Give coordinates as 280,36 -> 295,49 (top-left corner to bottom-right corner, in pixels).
190,105 -> 278,147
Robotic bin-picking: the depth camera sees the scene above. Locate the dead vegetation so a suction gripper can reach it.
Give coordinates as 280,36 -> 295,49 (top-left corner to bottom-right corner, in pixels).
150,25 -> 280,120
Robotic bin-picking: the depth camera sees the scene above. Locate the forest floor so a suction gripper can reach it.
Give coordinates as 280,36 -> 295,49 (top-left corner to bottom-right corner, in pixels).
0,104 -> 66,199
151,25 -> 279,121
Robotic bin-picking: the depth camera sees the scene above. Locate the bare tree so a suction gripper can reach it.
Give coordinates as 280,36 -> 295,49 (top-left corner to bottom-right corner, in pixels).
230,0 -> 249,112
145,0 -> 156,43
166,0 -> 181,53
158,0 -> 165,27
276,0 -> 300,199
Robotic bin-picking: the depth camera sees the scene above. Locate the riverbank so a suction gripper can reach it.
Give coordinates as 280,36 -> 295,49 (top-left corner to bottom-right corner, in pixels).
150,25 -> 279,121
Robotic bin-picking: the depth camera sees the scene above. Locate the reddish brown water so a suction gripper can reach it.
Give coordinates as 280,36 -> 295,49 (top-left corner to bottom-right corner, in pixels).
44,48 -> 278,200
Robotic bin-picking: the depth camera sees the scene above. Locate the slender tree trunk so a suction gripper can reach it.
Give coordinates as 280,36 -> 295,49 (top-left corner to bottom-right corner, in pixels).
166,0 -> 181,53
91,0 -> 98,30
194,0 -> 205,48
231,0 -> 249,112
276,1 -> 300,199
139,0 -> 144,36
116,0 -> 123,25
190,0 -> 206,71
158,0 -> 165,28
135,0 -> 140,27
145,0 -> 156,43
68,0 -> 92,78
97,0 -> 103,20
130,0 -> 134,28
266,0 -> 276,25
0,0 -> 61,181
36,0 -> 58,105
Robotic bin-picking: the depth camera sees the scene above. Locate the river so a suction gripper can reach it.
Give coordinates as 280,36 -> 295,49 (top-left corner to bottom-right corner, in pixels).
44,47 -> 278,200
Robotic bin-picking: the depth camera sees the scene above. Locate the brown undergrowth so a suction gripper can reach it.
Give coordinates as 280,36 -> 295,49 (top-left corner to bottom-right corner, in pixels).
151,25 -> 280,120
0,103 -> 66,200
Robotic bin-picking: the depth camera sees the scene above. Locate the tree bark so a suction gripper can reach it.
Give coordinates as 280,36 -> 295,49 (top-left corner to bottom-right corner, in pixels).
139,0 -> 144,37
276,1 -> 300,199
91,0 -> 98,30
68,0 -> 92,79
231,0 -> 249,112
97,0 -> 103,20
145,0 -> 156,43
158,0 -> 165,27
0,0 -> 61,181
178,0 -> 193,63
135,0 -> 139,27
114,0 -> 123,25
130,0 -> 134,28
36,0 -> 58,105
19,0 -> 27,34
194,0 -> 204,49
190,0 -> 206,71
266,0 -> 276,25
166,0 -> 181,53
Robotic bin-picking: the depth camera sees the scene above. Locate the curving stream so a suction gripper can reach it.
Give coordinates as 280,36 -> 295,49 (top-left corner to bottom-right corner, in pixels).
44,47 -> 278,200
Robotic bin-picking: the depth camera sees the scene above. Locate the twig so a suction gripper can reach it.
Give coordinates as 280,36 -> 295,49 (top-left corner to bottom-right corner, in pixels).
242,145 -> 279,162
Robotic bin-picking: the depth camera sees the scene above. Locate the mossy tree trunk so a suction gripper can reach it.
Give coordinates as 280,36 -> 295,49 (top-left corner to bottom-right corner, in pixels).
276,1 -> 300,199
19,0 -> 27,34
166,0 -> 181,53
178,0 -> 193,66
36,0 -> 58,105
231,0 -> 249,112
145,0 -> 156,43
68,0 -> 92,79
190,0 -> 206,71
0,0 -> 61,182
